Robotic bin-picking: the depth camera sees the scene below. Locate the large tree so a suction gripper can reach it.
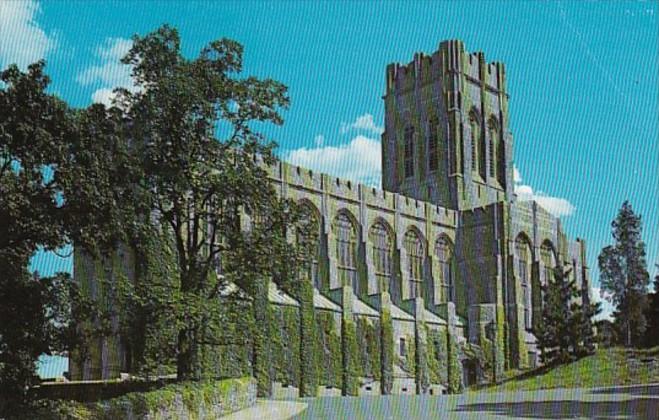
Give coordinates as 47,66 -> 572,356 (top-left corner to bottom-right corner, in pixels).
0,62 -> 141,410
115,25 -> 296,381
598,201 -> 650,347
536,265 -> 599,365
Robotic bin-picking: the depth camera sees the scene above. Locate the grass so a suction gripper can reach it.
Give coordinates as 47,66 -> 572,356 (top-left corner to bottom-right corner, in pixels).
480,347 -> 659,393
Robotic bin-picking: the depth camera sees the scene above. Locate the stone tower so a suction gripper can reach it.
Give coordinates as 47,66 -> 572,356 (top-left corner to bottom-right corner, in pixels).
382,40 -> 514,211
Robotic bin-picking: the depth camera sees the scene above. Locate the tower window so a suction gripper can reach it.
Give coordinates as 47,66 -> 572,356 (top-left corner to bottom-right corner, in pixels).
488,122 -> 497,179
404,126 -> 414,178
515,235 -> 533,330
469,114 -> 479,173
429,119 -> 439,172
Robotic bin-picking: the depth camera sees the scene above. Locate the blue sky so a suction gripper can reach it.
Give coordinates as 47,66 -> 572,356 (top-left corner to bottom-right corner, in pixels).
2,1 -> 657,320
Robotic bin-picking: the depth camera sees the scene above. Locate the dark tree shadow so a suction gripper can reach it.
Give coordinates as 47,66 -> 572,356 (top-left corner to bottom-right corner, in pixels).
590,384 -> 659,396
454,398 -> 659,419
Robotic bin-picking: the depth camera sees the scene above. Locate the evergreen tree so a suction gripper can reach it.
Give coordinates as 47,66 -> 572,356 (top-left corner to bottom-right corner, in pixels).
598,201 -> 650,347
536,265 -> 600,365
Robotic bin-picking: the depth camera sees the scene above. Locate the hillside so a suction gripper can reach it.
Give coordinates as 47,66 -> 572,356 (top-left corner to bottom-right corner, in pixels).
482,347 -> 659,392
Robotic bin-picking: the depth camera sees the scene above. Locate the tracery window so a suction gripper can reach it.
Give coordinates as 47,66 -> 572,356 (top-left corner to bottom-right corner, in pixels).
297,203 -> 321,289
404,125 -> 415,178
516,235 -> 533,330
334,212 -> 358,292
369,222 -> 393,293
428,118 -> 439,172
404,230 -> 425,299
435,236 -> 454,304
469,114 -> 479,173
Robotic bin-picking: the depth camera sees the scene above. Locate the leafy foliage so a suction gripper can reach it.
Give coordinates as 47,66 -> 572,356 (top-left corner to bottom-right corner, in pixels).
643,270 -> 659,348
598,201 -> 650,347
1,61 -> 139,411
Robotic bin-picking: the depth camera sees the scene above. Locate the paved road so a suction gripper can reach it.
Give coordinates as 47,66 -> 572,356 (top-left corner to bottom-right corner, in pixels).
288,383 -> 659,419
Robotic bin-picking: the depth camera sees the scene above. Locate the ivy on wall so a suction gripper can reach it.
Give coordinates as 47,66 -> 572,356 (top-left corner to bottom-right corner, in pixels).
315,311 -> 342,389
397,334 -> 416,377
355,317 -> 381,381
342,318 -> 361,396
380,309 -> 394,394
425,326 -> 446,386
270,305 -> 301,387
447,330 -> 463,393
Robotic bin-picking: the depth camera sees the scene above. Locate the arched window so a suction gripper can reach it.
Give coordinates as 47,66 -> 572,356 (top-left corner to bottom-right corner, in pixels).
435,236 -> 454,304
488,119 -> 498,179
540,241 -> 556,285
404,125 -> 415,178
469,114 -> 479,173
334,212 -> 358,292
404,229 -> 425,299
515,235 -> 533,330
428,118 -> 439,172
297,203 -> 321,289
369,221 -> 393,294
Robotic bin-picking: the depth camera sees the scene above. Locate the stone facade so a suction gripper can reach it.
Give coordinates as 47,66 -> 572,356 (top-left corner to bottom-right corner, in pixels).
72,40 -> 591,394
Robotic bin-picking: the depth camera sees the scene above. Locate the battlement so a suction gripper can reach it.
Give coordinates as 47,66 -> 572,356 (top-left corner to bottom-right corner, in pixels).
385,39 -> 507,95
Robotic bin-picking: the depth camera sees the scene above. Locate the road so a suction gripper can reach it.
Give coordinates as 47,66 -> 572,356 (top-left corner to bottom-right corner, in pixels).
287,383 -> 659,419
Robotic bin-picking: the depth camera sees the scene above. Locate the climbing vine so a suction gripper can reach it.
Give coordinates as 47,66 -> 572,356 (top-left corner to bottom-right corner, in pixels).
355,317 -> 381,381
342,318 -> 361,396
380,309 -> 394,394
315,311 -> 342,389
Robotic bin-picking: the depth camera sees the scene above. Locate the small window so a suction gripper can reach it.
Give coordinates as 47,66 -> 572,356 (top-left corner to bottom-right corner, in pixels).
428,119 -> 439,171
404,126 -> 415,178
400,338 -> 406,356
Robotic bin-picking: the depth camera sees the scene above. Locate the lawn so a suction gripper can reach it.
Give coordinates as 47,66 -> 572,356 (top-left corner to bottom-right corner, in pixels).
481,347 -> 659,392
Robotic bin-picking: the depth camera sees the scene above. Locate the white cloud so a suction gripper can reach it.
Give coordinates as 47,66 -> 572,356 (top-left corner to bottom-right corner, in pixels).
0,1 -> 56,69
284,135 -> 381,187
77,37 -> 137,105
340,113 -> 384,136
591,287 -> 615,321
514,166 -> 576,218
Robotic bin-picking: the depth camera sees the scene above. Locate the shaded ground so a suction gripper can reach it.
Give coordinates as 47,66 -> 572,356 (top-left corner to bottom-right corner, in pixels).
291,383 -> 659,419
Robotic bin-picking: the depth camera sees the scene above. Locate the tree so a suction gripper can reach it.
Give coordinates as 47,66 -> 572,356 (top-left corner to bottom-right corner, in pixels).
643,268 -> 659,348
598,201 -> 650,347
114,25 -> 296,381
536,265 -> 600,365
0,62 -> 139,410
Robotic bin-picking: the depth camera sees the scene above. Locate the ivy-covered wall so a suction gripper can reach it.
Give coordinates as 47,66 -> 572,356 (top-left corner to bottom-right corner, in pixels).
315,311 -> 342,389
342,318 -> 361,396
380,309 -> 394,394
270,305 -> 301,387
355,316 -> 381,381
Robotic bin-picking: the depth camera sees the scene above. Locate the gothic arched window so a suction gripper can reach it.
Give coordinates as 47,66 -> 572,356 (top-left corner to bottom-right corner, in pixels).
334,212 -> 358,292
488,119 -> 498,179
428,118 -> 439,172
515,235 -> 533,330
404,229 -> 425,299
404,125 -> 415,178
369,221 -> 393,293
469,114 -> 479,173
297,202 -> 321,289
435,236 -> 454,304
540,241 -> 556,286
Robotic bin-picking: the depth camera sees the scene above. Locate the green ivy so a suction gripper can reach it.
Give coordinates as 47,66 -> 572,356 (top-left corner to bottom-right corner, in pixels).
342,318 -> 361,396
296,280 -> 318,397
270,305 -> 301,387
380,309 -> 394,394
447,330 -> 463,393
315,311 -> 342,389
425,326 -> 446,386
397,334 -> 416,377
355,317 -> 381,381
